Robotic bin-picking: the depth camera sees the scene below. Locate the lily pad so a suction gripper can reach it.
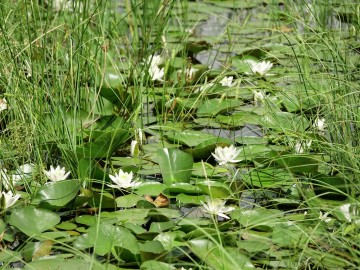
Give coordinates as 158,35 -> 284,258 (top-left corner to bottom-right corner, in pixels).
197,99 -> 242,117
157,148 -> 193,185
242,167 -> 295,188
76,128 -> 129,158
163,183 -> 203,195
165,130 -> 218,147
9,206 -> 61,237
197,180 -> 232,198
32,180 -> 80,208
74,223 -> 139,256
189,239 -> 255,270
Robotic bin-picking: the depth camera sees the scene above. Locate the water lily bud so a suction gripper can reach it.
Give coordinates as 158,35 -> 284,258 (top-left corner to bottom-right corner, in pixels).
130,140 -> 139,157
0,98 -> 7,112
253,91 -> 265,106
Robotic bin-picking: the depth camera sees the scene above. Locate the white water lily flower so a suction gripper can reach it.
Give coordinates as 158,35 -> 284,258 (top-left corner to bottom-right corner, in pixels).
52,0 -> 79,12
186,67 -> 198,80
201,198 -> 235,219
247,60 -> 273,76
108,169 -> 139,189
294,140 -> 312,154
17,163 -> 35,175
313,118 -> 326,132
253,90 -> 265,106
338,203 -> 360,223
148,55 -> 164,67
0,98 -> 7,112
319,211 -> 331,223
220,76 -> 234,87
43,165 -> 70,182
198,82 -> 214,92
1,168 -> 28,190
1,190 -> 21,209
212,145 -> 241,165
149,65 -> 164,81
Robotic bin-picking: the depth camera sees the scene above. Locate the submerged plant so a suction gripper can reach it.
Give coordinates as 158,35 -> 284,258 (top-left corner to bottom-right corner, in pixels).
43,165 -> 70,182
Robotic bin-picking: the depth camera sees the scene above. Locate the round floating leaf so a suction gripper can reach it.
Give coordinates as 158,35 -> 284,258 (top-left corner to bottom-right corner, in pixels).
165,130 -> 217,147
197,181 -> 232,198
189,239 -> 255,270
9,206 -> 61,237
216,112 -> 260,127
275,154 -> 320,173
235,136 -> 268,145
163,183 -> 203,195
192,162 -> 227,178
312,174 -> 349,198
189,137 -> 233,159
116,194 -> 144,208
33,180 -> 80,208
242,167 -> 295,188
197,99 -> 242,117
141,260 -> 176,270
76,128 -> 130,158
236,145 -> 281,162
74,223 -> 139,256
176,193 -> 207,205
231,208 -> 284,231
157,148 -> 193,185
24,258 -> 120,270
135,182 -> 167,196
261,112 -> 309,133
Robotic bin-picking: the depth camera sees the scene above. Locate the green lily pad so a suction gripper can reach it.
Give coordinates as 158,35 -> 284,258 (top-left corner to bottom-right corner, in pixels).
242,167 -> 295,188
141,260 -> 176,270
192,162 -> 227,178
76,128 -> 129,158
275,154 -> 320,173
157,148 -> 193,185
9,206 -> 61,237
235,136 -> 268,145
135,182 -> 167,196
189,239 -> 255,270
32,180 -> 80,208
197,99 -> 242,117
116,194 -> 145,208
261,112 -> 309,133
216,112 -> 261,127
74,222 -> 139,256
23,258 -> 120,270
165,130 -> 218,147
231,208 -> 284,231
163,183 -> 203,195
176,193 -> 207,205
189,137 -> 233,159
197,180 -> 232,198
236,144 -> 280,162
